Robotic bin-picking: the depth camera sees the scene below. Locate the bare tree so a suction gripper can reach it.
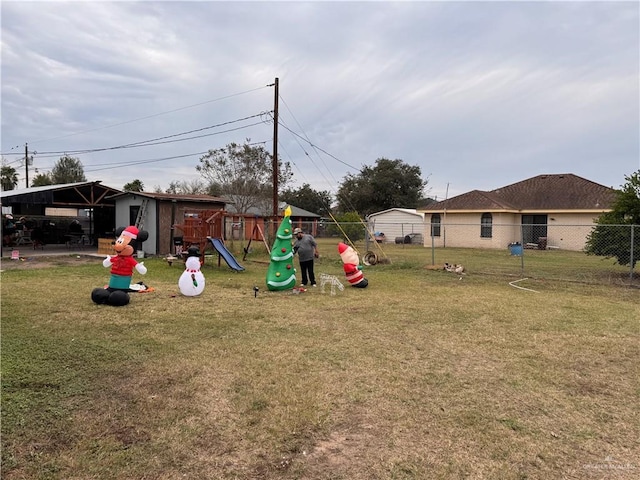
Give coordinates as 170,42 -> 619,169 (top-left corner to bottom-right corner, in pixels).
196,140 -> 292,214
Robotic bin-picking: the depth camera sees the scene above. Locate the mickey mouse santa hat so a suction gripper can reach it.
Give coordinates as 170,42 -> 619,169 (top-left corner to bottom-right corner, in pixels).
121,226 -> 139,239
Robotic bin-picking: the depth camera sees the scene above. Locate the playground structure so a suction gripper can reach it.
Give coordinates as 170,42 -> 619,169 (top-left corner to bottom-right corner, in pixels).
173,210 -> 274,271
174,210 -> 224,258
172,207 -> 326,271
173,210 -> 242,271
208,237 -> 245,271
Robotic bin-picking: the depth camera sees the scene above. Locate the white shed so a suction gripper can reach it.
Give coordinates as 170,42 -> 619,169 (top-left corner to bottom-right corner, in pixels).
367,208 -> 426,244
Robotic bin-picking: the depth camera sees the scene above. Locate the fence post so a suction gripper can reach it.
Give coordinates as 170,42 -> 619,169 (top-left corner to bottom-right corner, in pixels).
431,222 -> 435,266
520,223 -> 525,275
630,225 -> 635,286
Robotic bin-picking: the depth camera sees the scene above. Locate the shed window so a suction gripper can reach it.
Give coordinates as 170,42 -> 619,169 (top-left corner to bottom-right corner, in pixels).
129,205 -> 141,227
481,213 -> 492,238
430,214 -> 441,237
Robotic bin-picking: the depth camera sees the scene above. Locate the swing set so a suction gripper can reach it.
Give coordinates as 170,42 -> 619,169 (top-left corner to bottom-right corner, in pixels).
242,223 -> 271,262
325,211 -> 391,266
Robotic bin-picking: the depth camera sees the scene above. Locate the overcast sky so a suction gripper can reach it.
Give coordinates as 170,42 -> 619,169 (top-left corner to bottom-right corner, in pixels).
1,0 -> 639,202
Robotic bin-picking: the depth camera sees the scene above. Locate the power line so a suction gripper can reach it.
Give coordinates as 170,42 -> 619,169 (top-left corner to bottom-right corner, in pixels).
0,156 -> 25,166
25,84 -> 272,145
277,121 -> 360,172
31,116 -> 270,158
40,139 -> 272,173
276,95 -> 365,216
278,95 -> 354,186
85,151 -> 209,172
277,123 -> 338,195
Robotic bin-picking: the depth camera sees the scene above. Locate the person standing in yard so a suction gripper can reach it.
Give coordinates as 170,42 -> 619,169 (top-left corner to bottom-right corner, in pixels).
292,227 -> 319,287
3,214 -> 16,247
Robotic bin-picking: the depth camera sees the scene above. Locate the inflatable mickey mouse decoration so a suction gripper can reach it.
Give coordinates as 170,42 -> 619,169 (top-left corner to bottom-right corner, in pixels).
91,226 -> 149,306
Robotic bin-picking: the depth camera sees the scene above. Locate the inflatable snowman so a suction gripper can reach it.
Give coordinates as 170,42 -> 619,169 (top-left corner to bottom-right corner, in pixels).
179,249 -> 205,296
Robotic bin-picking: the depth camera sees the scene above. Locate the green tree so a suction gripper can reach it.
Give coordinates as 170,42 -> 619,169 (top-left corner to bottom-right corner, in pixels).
1,165 -> 19,191
205,181 -> 223,197
326,211 -> 366,241
31,172 -> 53,187
336,158 -> 426,215
280,183 -> 333,216
585,171 -> 640,268
196,140 -> 292,214
123,179 -> 144,192
50,155 -> 87,184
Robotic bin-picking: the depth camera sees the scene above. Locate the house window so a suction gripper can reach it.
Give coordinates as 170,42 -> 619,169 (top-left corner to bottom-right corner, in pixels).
481,213 -> 492,238
430,214 -> 441,237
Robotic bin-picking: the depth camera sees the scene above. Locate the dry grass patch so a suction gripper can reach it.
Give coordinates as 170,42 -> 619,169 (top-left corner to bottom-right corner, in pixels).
2,252 -> 638,479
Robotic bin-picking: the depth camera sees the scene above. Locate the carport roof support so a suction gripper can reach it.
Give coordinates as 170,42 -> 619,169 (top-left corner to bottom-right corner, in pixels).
0,181 -> 122,208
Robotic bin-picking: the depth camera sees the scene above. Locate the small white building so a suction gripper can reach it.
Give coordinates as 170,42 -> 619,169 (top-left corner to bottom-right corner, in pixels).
367,208 -> 425,244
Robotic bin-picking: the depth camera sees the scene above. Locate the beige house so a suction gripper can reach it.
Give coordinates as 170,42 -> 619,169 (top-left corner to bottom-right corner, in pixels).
419,174 -> 617,251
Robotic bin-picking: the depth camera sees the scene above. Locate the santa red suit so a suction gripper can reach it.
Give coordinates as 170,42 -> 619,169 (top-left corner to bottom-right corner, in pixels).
338,242 -> 368,288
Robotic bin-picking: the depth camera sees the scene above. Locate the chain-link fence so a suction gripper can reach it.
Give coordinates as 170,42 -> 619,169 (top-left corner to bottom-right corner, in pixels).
316,220 -> 638,287
419,222 -> 638,287
221,218 -> 638,287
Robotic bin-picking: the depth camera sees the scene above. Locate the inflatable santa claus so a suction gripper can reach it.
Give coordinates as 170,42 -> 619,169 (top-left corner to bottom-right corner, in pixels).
337,242 -> 368,288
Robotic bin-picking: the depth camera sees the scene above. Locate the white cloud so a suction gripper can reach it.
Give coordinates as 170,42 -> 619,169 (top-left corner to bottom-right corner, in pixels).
1,0 -> 638,199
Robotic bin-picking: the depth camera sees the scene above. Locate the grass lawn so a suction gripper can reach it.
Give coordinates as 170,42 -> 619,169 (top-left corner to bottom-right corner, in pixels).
1,240 -> 638,479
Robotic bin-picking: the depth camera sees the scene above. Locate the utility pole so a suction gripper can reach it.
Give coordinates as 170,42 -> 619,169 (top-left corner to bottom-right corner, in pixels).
25,143 -> 29,188
272,77 -> 279,218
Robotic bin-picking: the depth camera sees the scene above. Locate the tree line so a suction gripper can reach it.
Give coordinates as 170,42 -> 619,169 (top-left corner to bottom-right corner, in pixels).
3,142 -> 638,268
2,141 -> 433,216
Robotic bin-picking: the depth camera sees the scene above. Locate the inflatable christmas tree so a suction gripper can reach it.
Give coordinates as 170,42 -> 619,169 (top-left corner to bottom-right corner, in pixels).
266,206 -> 297,291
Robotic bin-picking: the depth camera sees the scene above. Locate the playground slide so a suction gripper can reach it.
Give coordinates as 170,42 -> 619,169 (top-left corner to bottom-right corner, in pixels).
208,238 -> 245,271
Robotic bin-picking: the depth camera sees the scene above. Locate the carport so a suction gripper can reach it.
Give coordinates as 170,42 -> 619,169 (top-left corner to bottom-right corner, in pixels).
1,181 -> 121,248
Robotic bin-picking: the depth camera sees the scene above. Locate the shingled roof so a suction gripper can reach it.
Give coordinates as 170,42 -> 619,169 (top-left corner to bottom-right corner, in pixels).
423,174 -> 617,212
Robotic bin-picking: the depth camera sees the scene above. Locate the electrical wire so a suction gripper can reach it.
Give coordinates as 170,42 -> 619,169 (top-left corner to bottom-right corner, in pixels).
23,84 -> 272,145
278,95 -> 355,184
39,138 -> 271,173
277,121 -> 360,173
27,112 -> 266,158
277,95 -> 384,256
84,151 -> 209,172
